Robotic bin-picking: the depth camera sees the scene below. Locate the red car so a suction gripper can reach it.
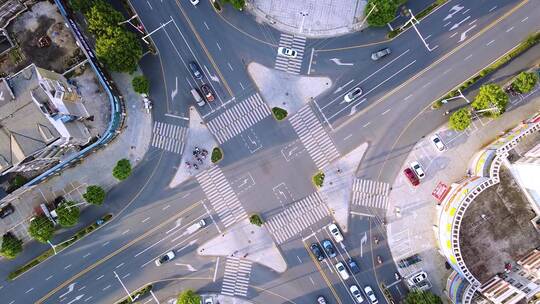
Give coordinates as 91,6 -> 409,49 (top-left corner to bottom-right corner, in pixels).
201,84 -> 214,102
404,168 -> 420,186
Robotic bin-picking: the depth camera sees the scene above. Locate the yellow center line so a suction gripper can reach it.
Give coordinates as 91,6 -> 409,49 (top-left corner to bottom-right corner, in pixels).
335,0 -> 530,133
36,201 -> 202,304
174,0 -> 234,98
302,241 -> 342,304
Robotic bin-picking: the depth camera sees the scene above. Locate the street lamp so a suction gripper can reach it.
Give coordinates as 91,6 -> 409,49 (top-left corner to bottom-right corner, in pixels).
118,14 -> 144,34
358,4 -> 377,28
47,237 -> 74,255
299,12 -> 309,33
114,271 -> 138,302
442,89 -> 471,104
402,9 -> 437,52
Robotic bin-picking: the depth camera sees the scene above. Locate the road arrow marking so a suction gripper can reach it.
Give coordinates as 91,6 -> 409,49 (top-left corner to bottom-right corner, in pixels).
333,79 -> 355,94
330,58 -> 354,66
449,15 -> 470,31
360,232 -> 367,257
166,219 -> 183,234
59,283 -> 76,299
348,99 -> 366,116
459,24 -> 477,42
444,4 -> 464,21
174,263 -> 197,271
66,294 -> 84,304
171,77 -> 178,100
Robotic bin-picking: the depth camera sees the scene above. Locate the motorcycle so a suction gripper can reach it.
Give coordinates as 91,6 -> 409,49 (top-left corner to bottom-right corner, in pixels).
377,256 -> 383,264
374,237 -> 379,245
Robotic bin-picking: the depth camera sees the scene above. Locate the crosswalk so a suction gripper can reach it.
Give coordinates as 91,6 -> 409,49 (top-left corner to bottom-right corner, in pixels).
207,93 -> 270,144
289,105 -> 340,170
275,33 -> 306,75
196,166 -> 247,228
266,192 -> 330,244
151,121 -> 188,154
221,257 -> 252,297
351,179 -> 391,210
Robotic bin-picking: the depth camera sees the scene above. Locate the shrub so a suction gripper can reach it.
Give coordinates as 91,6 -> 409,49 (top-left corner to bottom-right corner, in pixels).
0,233 -> 23,259
177,290 -> 200,304
312,171 -> 325,188
113,159 -> 132,180
249,214 -> 263,226
222,0 -> 244,10
83,185 -> 106,205
272,107 -> 288,121
28,215 -> 55,243
132,75 -> 150,95
449,108 -> 472,131
405,290 -> 442,304
69,0 -> 97,13
366,0 -> 399,27
512,71 -> 538,93
118,285 -> 153,304
211,147 -> 223,163
56,201 -> 80,228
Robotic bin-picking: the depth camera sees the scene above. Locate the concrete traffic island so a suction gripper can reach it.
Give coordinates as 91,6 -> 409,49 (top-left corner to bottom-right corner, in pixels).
169,106 -> 219,188
248,62 -> 331,117
197,218 -> 287,273
317,143 -> 369,232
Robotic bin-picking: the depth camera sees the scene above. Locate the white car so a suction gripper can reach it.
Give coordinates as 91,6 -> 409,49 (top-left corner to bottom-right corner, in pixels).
350,285 -> 364,303
431,134 -> 446,151
189,0 -> 199,5
335,262 -> 350,280
364,286 -> 378,304
204,297 -> 213,304
277,47 -> 297,58
328,224 -> 344,243
155,251 -> 175,266
344,87 -> 363,102
410,161 -> 425,179
408,271 -> 428,286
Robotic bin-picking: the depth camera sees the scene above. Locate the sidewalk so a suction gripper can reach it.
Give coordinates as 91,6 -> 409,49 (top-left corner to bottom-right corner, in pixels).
0,70 -> 152,274
385,55 -> 540,298
247,0 -> 367,38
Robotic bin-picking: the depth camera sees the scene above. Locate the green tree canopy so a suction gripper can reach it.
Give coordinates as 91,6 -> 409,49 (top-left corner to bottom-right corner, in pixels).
177,290 -> 200,304
28,215 -> 55,243
513,71 -> 538,93
405,290 -> 442,304
113,159 -> 132,180
472,84 -> 508,116
95,27 -> 142,73
132,75 -> 150,95
449,108 -> 472,131
86,1 -> 124,36
56,201 -> 81,227
0,233 -> 23,259
69,0 -> 97,13
83,185 -> 106,205
366,0 -> 399,27
223,0 -> 245,10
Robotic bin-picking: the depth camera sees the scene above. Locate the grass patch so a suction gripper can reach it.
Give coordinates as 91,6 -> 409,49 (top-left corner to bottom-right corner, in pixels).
249,214 -> 263,226
387,0 -> 448,38
8,214 -> 112,281
211,147 -> 223,163
116,284 -> 153,304
437,32 -> 540,105
272,107 -> 288,121
312,171 -> 325,188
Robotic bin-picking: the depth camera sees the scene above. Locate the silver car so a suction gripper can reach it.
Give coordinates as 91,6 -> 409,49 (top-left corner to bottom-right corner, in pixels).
371,48 -> 391,60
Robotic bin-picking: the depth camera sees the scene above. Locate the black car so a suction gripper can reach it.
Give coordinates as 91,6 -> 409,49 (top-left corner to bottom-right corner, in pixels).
310,243 -> 324,261
348,258 -> 361,274
189,62 -> 203,79
322,240 -> 337,258
398,254 -> 422,268
0,203 -> 15,219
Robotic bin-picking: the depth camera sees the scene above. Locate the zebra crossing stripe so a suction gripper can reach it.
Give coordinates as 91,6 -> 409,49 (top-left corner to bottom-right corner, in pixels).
151,121 -> 187,154
351,179 -> 391,210
221,258 -> 252,297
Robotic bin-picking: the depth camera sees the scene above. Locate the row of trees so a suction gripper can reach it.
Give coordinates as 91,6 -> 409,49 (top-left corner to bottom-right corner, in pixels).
70,0 -> 142,73
449,71 -> 538,131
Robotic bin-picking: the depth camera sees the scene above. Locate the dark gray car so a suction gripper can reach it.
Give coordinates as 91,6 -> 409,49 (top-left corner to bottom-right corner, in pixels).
189,61 -> 203,79
371,48 -> 391,61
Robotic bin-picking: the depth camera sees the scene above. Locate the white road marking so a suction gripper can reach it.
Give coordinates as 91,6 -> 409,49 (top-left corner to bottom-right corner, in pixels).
297,255 -> 302,263
122,273 -> 131,279
489,6 -> 497,12
216,42 -> 222,51
506,26 -> 514,33
449,32 -> 458,38
424,34 -> 431,40
162,204 -> 170,210
239,82 -> 245,90
82,253 -> 91,258
213,257 -> 220,282
464,54 -> 473,61
307,48 -> 315,75
363,122 -> 371,127
443,21 -> 451,27
146,1 -> 153,9
25,288 -> 34,293
64,264 -> 72,270
309,276 -> 315,286
521,17 -> 529,22
121,229 -> 130,235
468,19 -> 477,25
459,24 -> 477,42
404,94 -> 413,100
78,286 -> 86,291
343,134 -> 353,141
486,40 -> 495,46
46,275 -> 54,281
142,217 -> 151,223
102,285 -> 111,291
102,241 -> 110,247
227,62 -> 234,71
381,109 -> 391,115
164,113 -> 188,120
116,263 -> 125,269
203,22 -> 210,30
96,275 -> 104,281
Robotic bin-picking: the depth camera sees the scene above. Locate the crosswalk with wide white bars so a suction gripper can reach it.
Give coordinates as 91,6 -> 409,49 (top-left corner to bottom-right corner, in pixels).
151,121 -> 188,154
289,105 -> 340,170
275,34 -> 306,75
196,166 -> 247,228
207,93 -> 270,144
351,179 -> 391,210
266,192 -> 330,244
221,257 -> 252,297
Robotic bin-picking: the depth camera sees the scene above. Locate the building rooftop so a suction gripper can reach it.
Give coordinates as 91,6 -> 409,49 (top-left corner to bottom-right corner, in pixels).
459,167 -> 540,283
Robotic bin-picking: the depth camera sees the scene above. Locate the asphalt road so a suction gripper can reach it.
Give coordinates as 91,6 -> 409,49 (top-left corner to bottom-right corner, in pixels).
1,0 -> 539,303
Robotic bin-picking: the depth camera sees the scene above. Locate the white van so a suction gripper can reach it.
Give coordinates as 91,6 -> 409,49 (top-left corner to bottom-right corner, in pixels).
191,89 -> 205,107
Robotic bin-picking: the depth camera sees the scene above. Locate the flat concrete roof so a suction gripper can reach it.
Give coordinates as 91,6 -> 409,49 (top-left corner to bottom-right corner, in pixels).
459,167 -> 540,283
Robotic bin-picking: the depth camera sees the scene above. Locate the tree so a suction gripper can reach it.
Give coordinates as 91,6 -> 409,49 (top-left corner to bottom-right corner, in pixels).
177,290 -> 200,304
366,0 -> 399,27
223,0 -> 245,10
56,201 -> 80,227
95,27 -> 142,73
28,215 -> 55,243
113,159 -> 132,180
249,214 -> 263,226
85,1 -> 124,36
132,75 -> 150,95
0,233 -> 23,259
472,84 -> 508,116
69,0 -> 96,13
513,71 -> 538,93
404,290 -> 442,304
449,108 -> 472,131
83,185 -> 106,205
